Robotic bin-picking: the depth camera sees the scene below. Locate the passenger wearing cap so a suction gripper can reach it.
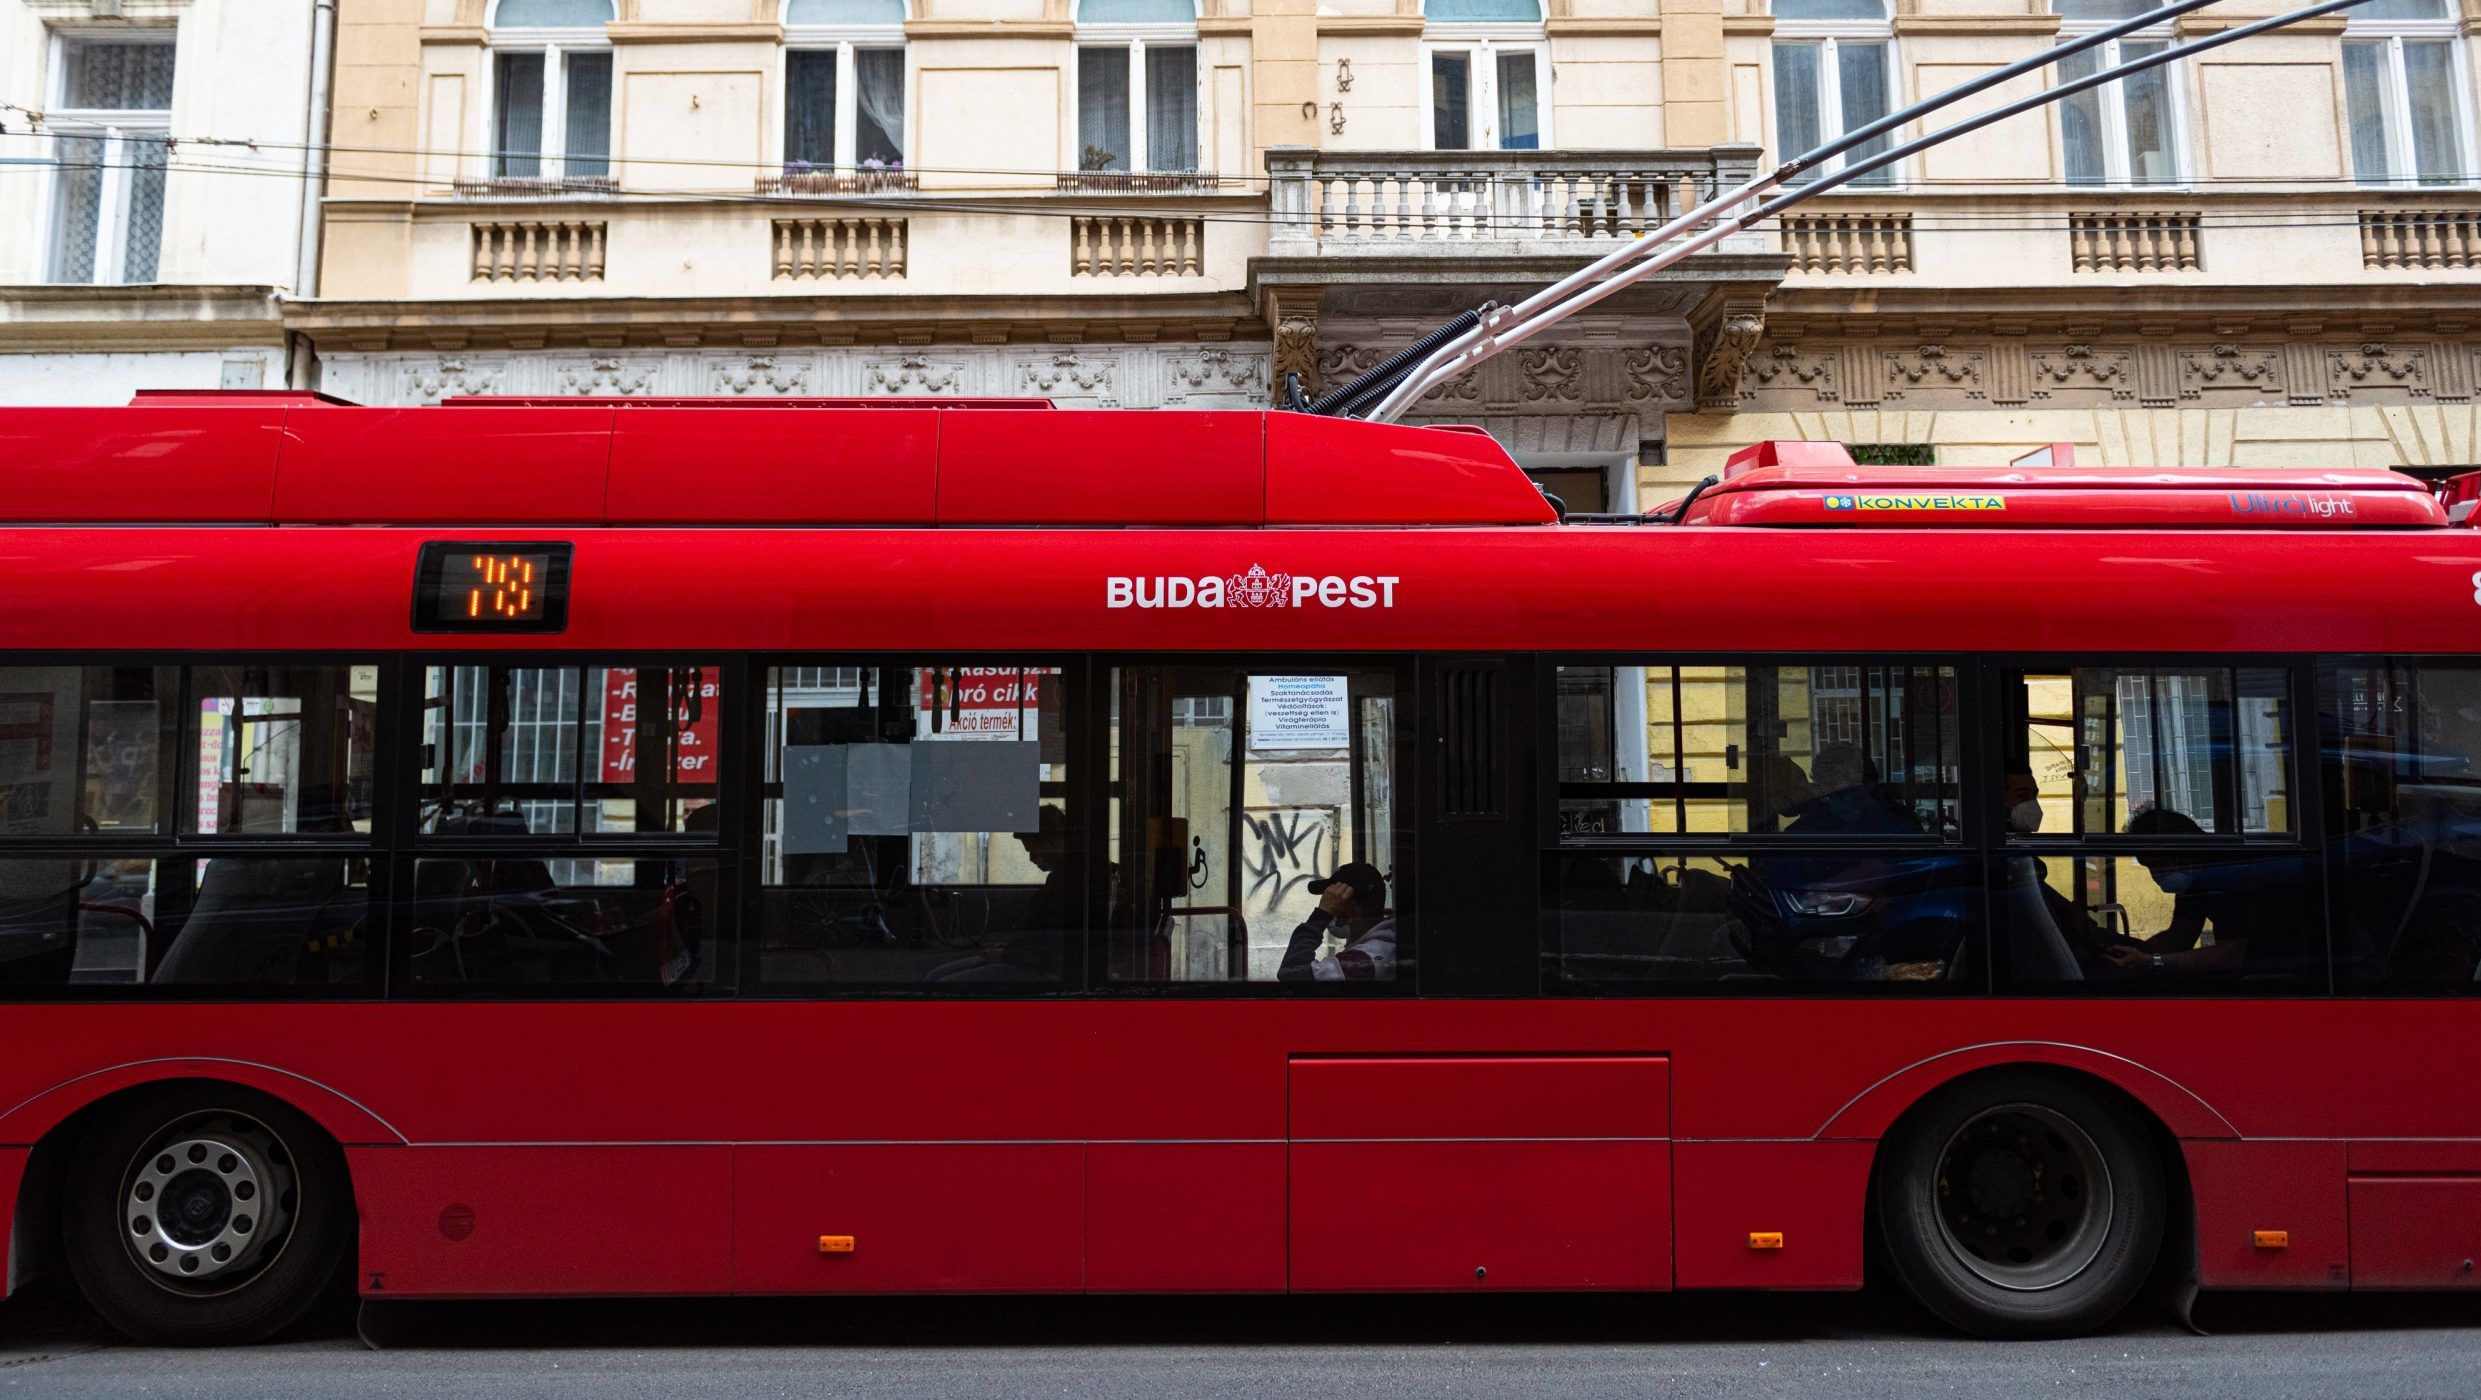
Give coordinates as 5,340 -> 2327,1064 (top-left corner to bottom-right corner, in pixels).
1277,861 -> 1397,982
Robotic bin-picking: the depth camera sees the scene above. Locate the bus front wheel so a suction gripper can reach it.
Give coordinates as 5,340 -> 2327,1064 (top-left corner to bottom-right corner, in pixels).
1876,1071 -> 2165,1339
62,1084 -> 353,1346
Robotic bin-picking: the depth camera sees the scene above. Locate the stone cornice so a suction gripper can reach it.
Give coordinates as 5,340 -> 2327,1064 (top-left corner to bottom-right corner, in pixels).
1891,14 -> 2062,35
0,284 -> 287,350
1721,14 -> 1776,35
282,291 -> 1262,353
418,24 -> 488,45
1544,17 -> 1663,36
1315,16 -> 1426,35
604,22 -> 785,44
902,19 -> 1075,39
1761,283 -> 2481,338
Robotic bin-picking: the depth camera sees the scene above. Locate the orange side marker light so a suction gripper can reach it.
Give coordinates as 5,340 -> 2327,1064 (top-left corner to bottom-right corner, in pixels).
1748,1232 -> 1784,1251
2253,1230 -> 2290,1250
818,1235 -> 856,1254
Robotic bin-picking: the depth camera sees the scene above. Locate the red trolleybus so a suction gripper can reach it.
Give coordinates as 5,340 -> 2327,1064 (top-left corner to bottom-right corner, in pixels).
2,392 -> 2479,1346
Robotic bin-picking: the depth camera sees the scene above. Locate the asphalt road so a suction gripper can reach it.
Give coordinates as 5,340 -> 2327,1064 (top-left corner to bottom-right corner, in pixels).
4,1285 -> 2480,1398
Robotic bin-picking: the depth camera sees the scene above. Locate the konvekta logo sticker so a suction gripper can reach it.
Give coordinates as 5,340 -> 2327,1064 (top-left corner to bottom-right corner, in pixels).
1824,493 -> 2007,512
1106,563 -> 1401,609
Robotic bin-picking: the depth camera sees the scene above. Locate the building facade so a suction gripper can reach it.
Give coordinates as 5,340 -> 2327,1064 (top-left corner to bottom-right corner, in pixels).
0,0 -> 326,401
2,0 -> 2477,490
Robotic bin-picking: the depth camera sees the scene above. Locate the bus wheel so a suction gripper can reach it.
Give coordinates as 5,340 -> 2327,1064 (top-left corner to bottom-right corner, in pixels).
1876,1072 -> 2164,1339
62,1086 -> 352,1346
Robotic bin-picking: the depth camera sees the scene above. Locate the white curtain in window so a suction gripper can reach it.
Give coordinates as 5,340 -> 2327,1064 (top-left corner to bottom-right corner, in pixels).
563,51 -> 613,178
1079,47 -> 1131,171
494,50 -> 546,176
1146,45 -> 1197,172
47,135 -> 104,283
855,48 -> 906,166
1495,51 -> 1538,151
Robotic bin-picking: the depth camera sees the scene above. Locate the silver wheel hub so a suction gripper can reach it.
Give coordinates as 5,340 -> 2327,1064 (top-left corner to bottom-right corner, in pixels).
124,1116 -> 295,1286
1932,1103 -> 2114,1292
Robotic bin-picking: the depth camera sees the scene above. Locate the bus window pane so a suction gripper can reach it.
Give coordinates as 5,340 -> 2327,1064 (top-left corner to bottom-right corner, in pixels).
0,854 -> 374,991
756,664 -> 1072,988
1994,850 -> 2319,991
0,665 -> 174,837
409,855 -> 716,991
186,666 -> 378,835
1110,666 -> 1402,985
1556,663 -> 1958,840
584,666 -> 721,835
2014,667 -> 2292,838
1546,852 -> 1984,988
423,665 -> 582,836
2324,660 -> 2481,991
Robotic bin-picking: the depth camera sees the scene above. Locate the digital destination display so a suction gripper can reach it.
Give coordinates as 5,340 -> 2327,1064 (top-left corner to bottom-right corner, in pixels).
413,541 -> 573,633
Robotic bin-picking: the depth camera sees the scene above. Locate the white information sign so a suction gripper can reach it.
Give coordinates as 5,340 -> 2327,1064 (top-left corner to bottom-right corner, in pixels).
1247,675 -> 1350,751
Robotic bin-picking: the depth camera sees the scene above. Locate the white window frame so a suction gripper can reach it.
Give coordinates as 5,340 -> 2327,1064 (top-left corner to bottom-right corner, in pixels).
41,27 -> 178,285
481,3 -> 614,185
1421,25 -> 1552,152
1073,13 -> 1203,176
2342,10 -> 2474,187
782,9 -> 909,174
2051,10 -> 2191,187
1771,14 -> 1902,186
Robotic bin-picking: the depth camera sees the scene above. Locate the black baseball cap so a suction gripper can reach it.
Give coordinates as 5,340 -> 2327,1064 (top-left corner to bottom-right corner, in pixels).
1308,862 -> 1387,910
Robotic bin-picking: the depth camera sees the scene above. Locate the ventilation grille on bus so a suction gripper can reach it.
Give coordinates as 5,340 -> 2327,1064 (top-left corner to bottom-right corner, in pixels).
1438,665 -> 1506,822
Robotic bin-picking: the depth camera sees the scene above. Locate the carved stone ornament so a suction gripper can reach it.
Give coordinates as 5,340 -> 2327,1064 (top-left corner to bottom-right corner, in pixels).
408,356 -> 503,404
1168,348 -> 1266,400
1273,312 -> 1320,400
2180,343 -> 2279,397
2030,345 -> 2133,400
711,354 -> 813,396
556,356 -> 656,397
866,354 -> 964,396
1745,345 -> 1836,400
1622,345 -> 1688,404
1517,348 -> 1584,404
1019,351 -> 1116,399
1695,308 -> 1767,409
2329,342 -> 2428,400
1884,343 -> 1982,401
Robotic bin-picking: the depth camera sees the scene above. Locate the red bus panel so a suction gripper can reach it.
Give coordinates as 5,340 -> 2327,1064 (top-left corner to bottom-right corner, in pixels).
0,407 -> 284,523
605,407 -> 940,525
273,407 -> 617,525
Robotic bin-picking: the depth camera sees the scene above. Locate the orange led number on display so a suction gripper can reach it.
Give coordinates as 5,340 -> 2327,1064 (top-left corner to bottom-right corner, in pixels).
457,553 -> 548,623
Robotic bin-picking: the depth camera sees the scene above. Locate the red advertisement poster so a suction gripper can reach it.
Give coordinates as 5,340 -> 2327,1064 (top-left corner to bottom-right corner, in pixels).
601,667 -> 720,783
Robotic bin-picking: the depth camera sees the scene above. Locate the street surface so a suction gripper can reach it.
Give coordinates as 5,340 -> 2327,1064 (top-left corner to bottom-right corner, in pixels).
3,1284 -> 2478,1398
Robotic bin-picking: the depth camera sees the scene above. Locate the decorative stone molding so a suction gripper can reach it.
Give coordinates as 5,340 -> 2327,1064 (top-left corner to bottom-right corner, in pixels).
317,343 -> 1278,409
1726,321 -> 2481,413
1299,341 -> 1688,416
1693,302 -> 1767,410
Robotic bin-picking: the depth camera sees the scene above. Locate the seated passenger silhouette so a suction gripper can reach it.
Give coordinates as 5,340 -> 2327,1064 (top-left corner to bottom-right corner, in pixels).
2097,807 -> 2298,978
1277,862 -> 1396,982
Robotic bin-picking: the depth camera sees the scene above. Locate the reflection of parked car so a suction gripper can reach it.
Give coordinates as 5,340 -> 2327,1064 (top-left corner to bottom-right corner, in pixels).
1728,851 -> 1979,982
2326,741 -> 2481,987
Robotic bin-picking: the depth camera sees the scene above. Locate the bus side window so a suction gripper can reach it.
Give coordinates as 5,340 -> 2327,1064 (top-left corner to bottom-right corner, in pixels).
1107,666 -> 1404,987
753,663 -> 1074,991
1544,660 -> 1977,993
1995,665 -> 2320,994
2321,659 -> 2481,993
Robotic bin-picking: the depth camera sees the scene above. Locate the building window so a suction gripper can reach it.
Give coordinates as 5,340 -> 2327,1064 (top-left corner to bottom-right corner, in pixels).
2342,0 -> 2469,186
46,34 -> 175,285
1424,0 -> 1547,151
486,0 -> 614,185
784,0 -> 906,180
1772,0 -> 1895,186
2052,0 -> 2183,185
1076,0 -> 1199,175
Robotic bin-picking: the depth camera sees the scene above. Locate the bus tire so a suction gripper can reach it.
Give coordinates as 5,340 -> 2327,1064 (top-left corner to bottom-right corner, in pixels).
62,1084 -> 353,1347
1875,1071 -> 2164,1339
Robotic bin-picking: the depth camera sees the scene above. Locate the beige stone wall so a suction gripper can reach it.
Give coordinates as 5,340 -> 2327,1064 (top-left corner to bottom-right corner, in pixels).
1660,404 -> 2481,489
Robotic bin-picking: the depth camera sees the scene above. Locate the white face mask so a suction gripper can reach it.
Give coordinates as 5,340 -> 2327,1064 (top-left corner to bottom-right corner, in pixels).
2008,799 -> 2045,834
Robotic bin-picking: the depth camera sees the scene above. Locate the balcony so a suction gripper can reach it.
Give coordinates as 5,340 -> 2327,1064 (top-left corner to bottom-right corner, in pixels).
1264,146 -> 1769,259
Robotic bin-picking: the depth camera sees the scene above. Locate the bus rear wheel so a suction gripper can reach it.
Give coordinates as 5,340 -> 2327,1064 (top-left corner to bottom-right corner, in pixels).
1876,1072 -> 2164,1339
63,1085 -> 352,1346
